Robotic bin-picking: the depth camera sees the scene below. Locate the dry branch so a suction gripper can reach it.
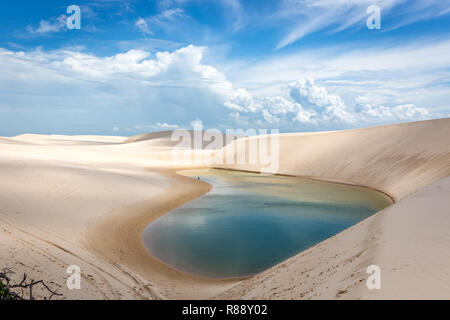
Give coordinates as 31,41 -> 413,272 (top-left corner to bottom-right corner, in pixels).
0,268 -> 63,300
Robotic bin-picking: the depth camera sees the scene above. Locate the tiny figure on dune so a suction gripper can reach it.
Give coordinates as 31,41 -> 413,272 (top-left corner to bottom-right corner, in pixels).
197,177 -> 200,183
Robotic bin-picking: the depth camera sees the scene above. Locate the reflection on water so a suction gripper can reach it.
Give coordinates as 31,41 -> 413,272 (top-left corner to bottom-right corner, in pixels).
143,169 -> 392,279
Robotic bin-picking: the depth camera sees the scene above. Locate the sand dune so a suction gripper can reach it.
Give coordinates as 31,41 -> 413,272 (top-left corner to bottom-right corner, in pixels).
125,129 -> 241,150
0,131 -> 235,299
217,119 -> 450,201
0,118 -> 449,299
216,176 -> 450,299
212,118 -> 450,299
12,134 -> 126,144
124,130 -> 176,144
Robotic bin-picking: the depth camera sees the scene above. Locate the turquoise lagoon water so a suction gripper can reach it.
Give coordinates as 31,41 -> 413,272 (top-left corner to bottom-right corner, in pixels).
142,169 -> 392,279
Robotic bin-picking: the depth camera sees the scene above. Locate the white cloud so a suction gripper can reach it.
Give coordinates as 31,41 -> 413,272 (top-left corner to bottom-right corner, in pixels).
262,96 -> 297,114
289,79 -> 356,124
135,17 -> 152,35
227,37 -> 450,121
46,44 -> 231,91
226,78 -> 434,128
270,0 -> 450,48
133,123 -> 179,131
139,8 -> 189,34
224,88 -> 257,112
0,44 -> 238,135
0,44 -> 229,91
357,102 -> 430,122
262,109 -> 279,124
261,96 -> 317,125
294,107 -> 317,124
27,15 -> 67,34
289,79 -> 343,111
0,43 -> 439,135
158,8 -> 185,20
288,79 -> 431,125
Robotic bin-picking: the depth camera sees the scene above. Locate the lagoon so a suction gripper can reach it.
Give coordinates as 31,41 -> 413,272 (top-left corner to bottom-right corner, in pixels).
143,169 -> 392,279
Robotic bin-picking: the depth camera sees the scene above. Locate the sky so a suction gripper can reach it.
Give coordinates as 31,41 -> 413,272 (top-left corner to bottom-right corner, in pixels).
0,0 -> 449,136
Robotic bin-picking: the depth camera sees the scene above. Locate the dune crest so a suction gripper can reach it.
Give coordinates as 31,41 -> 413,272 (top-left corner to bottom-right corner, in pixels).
217,119 -> 450,201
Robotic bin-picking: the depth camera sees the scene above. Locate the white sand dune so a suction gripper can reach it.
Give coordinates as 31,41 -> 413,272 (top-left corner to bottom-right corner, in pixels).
216,176 -> 450,299
217,118 -> 450,201
125,130 -> 241,150
213,119 -> 450,299
0,118 -> 449,299
0,133 -> 233,299
124,130 -> 177,144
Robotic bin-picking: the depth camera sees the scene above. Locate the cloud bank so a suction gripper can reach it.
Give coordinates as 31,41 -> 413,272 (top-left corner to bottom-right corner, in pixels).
225,78 -> 431,128
0,44 -> 437,135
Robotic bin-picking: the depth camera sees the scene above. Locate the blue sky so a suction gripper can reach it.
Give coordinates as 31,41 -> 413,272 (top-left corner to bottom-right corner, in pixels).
0,0 -> 449,136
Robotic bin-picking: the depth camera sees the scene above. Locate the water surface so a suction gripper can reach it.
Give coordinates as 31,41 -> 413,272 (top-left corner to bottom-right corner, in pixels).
143,169 -> 392,279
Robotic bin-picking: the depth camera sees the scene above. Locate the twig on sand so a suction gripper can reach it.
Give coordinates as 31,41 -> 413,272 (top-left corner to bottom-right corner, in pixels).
0,268 -> 63,300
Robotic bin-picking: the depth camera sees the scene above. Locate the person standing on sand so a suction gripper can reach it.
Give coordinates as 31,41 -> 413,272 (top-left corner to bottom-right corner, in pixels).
197,177 -> 200,183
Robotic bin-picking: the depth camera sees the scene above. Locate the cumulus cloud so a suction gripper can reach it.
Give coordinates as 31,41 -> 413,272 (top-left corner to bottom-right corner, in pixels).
0,44 -> 247,135
261,109 -> 279,124
262,96 -> 297,114
289,79 -> 356,124
288,79 -> 431,125
0,44 -> 435,135
261,96 -> 317,125
294,107 -> 317,124
356,102 -> 430,122
42,44 -> 231,92
288,80 -> 431,125
225,78 -> 433,128
224,88 -> 258,112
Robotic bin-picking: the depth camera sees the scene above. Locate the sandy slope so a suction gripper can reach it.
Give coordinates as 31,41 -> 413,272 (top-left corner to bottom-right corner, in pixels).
217,118 -> 450,201
0,134 -> 234,299
216,176 -> 450,299
0,118 -> 449,299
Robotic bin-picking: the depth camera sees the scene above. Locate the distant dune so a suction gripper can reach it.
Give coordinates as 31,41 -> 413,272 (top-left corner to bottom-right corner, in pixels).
0,118 -> 449,299
218,119 -> 450,201
11,134 -> 126,146
124,130 -> 176,143
125,129 -> 241,149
